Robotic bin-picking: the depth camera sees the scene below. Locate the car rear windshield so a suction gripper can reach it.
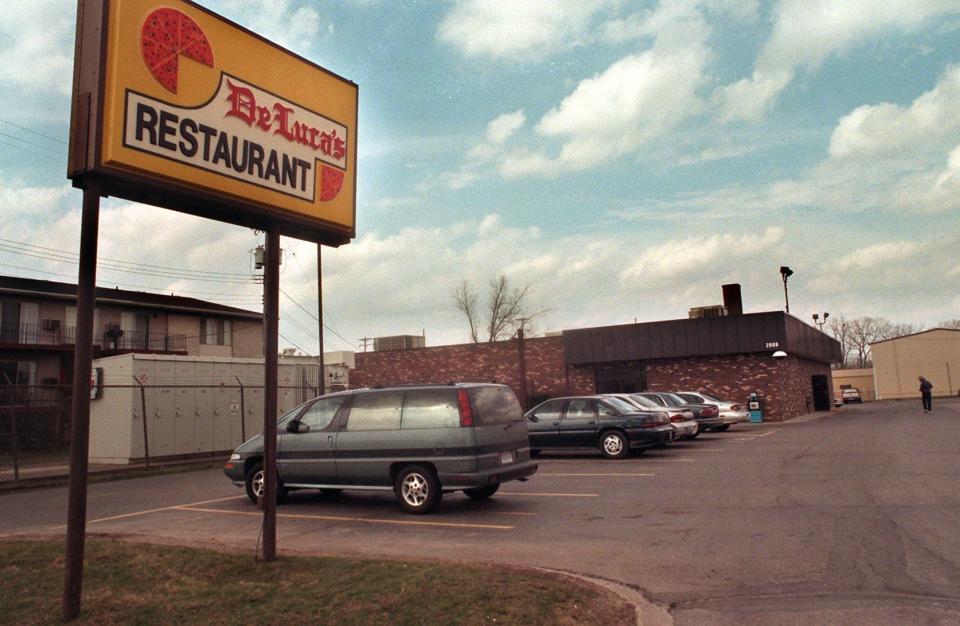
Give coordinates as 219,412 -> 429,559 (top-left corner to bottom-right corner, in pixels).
660,393 -> 688,407
629,394 -> 660,408
469,386 -> 523,425
604,397 -> 639,413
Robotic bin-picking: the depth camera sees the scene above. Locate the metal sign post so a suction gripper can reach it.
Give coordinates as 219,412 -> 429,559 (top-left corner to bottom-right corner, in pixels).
61,179 -> 101,621
317,245 -> 324,393
261,229 -> 280,560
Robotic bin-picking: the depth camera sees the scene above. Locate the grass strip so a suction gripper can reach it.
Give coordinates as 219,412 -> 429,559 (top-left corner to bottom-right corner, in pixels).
0,539 -> 634,625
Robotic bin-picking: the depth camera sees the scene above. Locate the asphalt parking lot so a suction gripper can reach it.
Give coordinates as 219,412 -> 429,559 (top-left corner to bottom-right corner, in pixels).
3,398 -> 960,625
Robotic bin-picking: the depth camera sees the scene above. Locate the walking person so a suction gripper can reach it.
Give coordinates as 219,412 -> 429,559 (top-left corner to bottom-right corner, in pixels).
919,376 -> 933,413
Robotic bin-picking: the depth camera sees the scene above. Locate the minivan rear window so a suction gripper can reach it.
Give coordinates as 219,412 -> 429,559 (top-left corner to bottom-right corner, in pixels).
469,386 -> 523,425
401,390 -> 460,429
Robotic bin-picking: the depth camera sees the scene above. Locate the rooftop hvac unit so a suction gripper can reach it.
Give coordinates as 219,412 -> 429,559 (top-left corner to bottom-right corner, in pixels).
688,305 -> 727,319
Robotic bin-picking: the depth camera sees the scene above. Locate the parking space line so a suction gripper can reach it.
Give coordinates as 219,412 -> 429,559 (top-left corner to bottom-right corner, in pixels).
178,506 -> 515,530
538,473 -> 655,477
654,459 -> 696,463
86,495 -> 245,526
498,491 -> 599,497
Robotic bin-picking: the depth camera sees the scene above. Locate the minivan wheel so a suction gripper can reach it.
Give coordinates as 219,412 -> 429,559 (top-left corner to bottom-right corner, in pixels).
464,484 -> 500,500
716,424 -> 730,432
395,465 -> 441,514
600,431 -> 629,459
244,461 -> 288,505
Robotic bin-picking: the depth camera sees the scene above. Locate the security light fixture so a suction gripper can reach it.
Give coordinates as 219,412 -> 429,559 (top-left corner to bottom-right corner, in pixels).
772,350 -> 788,359
812,312 -> 829,331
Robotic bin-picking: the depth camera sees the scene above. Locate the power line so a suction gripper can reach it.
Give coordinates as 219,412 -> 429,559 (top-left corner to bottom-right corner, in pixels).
0,118 -> 68,145
0,243 -> 256,284
0,261 -> 261,309
0,238 -> 254,279
278,287 -> 356,350
0,130 -> 64,156
0,138 -> 64,163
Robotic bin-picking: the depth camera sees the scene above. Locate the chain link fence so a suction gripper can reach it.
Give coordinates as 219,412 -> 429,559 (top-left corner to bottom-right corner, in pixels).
1,381 -> 322,487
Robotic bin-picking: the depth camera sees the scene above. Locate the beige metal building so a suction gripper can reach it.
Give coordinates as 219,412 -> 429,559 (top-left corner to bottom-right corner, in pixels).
870,328 -> 960,399
832,367 -> 876,401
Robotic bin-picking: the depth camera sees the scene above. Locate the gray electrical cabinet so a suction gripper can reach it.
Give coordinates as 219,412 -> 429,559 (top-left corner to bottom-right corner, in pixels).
89,353 -> 324,464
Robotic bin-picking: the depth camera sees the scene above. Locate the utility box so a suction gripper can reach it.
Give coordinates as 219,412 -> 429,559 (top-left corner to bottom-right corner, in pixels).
88,354 -> 322,464
748,392 -> 763,423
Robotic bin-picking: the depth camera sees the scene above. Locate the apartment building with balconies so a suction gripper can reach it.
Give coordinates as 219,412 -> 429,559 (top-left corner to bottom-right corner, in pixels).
0,275 -> 263,388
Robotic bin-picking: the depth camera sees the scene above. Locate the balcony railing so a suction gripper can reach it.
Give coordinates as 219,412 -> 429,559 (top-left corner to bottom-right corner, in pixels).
0,323 -> 75,346
102,330 -> 187,352
0,323 -> 185,353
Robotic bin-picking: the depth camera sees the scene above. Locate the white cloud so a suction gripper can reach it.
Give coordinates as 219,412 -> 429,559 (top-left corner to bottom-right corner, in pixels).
829,66 -> 960,159
714,0 -> 960,122
0,3 -> 74,95
215,0 -> 327,54
437,1 -> 609,61
834,242 -> 921,271
504,4 -> 712,176
486,110 -> 526,144
620,226 -> 784,282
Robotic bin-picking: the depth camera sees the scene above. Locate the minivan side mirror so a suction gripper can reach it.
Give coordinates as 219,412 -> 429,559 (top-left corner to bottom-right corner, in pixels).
287,421 -> 310,434
527,415 -> 539,423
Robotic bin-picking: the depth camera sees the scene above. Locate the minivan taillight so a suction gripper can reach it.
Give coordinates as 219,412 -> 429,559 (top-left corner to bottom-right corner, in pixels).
457,389 -> 474,427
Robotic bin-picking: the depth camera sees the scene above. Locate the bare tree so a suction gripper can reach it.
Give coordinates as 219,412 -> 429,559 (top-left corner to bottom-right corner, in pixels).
451,280 -> 480,344
827,315 -> 851,367
832,316 -> 923,368
452,275 -> 545,343
937,318 -> 960,330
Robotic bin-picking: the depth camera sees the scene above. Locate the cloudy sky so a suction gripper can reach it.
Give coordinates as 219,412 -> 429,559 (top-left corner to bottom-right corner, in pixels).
1,0 -> 959,353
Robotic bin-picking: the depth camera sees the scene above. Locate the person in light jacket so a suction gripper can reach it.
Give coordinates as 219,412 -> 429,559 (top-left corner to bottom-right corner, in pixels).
919,376 -> 933,413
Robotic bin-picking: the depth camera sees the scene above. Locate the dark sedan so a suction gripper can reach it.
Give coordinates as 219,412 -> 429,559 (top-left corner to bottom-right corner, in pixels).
634,392 -> 724,434
525,395 -> 675,459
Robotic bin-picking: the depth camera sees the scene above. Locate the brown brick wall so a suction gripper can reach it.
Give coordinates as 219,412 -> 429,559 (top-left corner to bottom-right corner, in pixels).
352,338 -> 833,421
352,337 -> 575,409
645,353 -> 832,421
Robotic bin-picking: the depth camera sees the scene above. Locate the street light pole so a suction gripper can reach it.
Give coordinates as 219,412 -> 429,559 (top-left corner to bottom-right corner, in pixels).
779,266 -> 793,314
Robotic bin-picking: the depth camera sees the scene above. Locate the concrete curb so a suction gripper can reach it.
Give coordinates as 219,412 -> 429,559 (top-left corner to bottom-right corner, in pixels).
528,566 -> 673,626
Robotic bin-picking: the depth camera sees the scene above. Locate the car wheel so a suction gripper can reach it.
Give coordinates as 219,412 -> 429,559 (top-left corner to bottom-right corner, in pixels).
463,484 -> 500,500
395,464 -> 441,514
716,424 -> 730,432
599,430 -> 629,459
244,461 -> 288,505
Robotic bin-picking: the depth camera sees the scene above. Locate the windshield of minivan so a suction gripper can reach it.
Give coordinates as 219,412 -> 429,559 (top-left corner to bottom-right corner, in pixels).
470,386 -> 523,425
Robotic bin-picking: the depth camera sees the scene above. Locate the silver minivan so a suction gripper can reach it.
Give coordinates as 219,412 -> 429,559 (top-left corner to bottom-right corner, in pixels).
224,383 -> 537,514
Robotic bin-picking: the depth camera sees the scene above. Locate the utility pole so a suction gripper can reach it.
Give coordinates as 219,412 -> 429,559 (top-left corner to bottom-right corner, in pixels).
358,337 -> 372,352
517,318 -> 529,411
317,245 -> 324,394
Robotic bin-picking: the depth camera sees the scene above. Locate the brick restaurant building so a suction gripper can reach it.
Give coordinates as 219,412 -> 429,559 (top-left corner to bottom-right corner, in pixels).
350,311 -> 842,422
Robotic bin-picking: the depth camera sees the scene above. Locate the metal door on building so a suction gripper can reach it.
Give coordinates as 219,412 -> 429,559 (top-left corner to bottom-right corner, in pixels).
596,365 -> 646,394
811,375 -> 831,411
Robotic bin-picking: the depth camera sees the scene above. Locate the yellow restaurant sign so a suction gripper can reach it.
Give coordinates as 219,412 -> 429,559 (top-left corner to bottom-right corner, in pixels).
69,0 -> 358,244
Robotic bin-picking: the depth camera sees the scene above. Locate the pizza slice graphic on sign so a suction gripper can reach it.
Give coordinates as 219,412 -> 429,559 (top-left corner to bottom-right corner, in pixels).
141,8 -> 214,93
320,166 -> 344,201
